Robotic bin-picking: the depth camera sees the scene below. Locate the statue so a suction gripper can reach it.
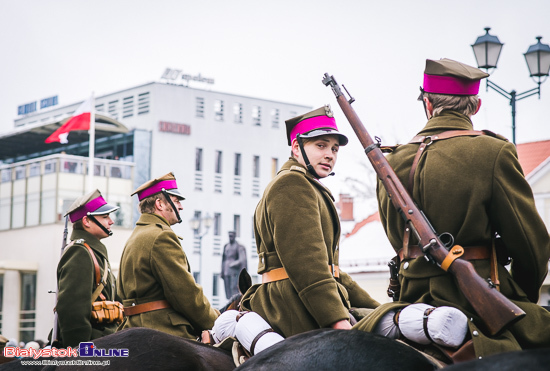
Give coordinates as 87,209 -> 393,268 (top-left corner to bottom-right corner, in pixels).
221,231 -> 247,299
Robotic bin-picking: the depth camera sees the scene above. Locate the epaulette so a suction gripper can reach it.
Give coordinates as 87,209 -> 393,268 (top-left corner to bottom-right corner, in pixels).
290,165 -> 306,174
482,129 -> 509,142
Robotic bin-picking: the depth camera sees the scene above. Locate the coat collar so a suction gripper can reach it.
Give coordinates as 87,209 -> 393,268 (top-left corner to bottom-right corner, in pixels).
70,228 -> 109,260
281,157 -> 335,202
418,110 -> 474,136
136,212 -> 171,227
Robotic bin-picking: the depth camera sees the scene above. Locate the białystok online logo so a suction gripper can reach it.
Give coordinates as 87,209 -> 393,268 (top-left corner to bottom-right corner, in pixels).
3,342 -> 129,359
79,342 -> 129,357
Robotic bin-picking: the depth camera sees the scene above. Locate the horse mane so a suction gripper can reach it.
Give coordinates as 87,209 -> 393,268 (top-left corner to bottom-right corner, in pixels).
219,293 -> 242,313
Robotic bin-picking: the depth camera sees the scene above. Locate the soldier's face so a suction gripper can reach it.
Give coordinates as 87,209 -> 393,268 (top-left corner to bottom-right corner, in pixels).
295,135 -> 339,178
87,214 -> 114,239
158,196 -> 183,225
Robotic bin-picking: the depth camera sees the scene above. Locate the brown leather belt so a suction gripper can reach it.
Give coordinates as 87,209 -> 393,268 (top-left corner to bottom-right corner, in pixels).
123,299 -> 171,316
262,265 -> 340,284
398,244 -> 490,262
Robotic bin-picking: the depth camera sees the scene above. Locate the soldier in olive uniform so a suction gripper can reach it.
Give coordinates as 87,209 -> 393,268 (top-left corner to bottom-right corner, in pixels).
354,59 -> 550,359
241,106 -> 379,338
55,189 -> 120,348
117,172 -> 218,339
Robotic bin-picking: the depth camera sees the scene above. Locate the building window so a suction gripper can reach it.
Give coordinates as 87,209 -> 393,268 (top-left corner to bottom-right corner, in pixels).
215,151 -> 223,174
19,272 -> 36,344
271,158 -> 279,178
95,103 -> 105,113
234,153 -> 241,176
195,148 -> 203,172
193,271 -> 200,284
233,103 -> 243,124
252,105 -> 261,126
196,97 -> 205,118
122,96 -> 134,118
108,100 -> 119,119
234,214 -> 241,237
214,213 -> 221,236
214,100 -> 224,121
253,156 -> 260,178
138,92 -> 150,115
271,108 -> 280,128
213,273 -> 220,297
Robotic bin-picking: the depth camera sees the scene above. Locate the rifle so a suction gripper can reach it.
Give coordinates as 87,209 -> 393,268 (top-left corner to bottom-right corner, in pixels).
322,73 -> 525,336
50,215 -> 69,345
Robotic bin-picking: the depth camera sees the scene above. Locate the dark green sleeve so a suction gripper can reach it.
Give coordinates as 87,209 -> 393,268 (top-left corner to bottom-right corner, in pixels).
491,142 -> 550,302
57,245 -> 94,348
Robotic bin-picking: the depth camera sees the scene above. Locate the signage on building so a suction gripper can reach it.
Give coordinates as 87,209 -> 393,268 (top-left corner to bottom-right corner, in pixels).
17,101 -> 37,115
17,95 -> 59,116
161,68 -> 215,85
40,95 -> 58,109
158,121 -> 191,135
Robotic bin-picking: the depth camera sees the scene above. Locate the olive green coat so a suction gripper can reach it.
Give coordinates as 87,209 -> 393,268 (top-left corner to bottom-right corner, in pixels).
241,158 -> 379,337
354,111 -> 550,357
56,229 -> 119,348
117,213 -> 218,339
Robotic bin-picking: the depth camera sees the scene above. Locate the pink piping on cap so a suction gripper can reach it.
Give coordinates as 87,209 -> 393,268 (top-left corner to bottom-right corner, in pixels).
137,179 -> 178,201
69,196 -> 107,223
289,115 -> 337,144
423,74 -> 481,96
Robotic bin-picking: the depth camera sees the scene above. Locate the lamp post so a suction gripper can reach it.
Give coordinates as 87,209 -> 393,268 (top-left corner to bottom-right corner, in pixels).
471,27 -> 550,144
189,213 -> 213,284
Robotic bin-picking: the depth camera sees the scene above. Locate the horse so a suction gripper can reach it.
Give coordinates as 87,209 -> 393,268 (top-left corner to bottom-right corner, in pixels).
0,328 -> 235,371
235,328 -> 439,370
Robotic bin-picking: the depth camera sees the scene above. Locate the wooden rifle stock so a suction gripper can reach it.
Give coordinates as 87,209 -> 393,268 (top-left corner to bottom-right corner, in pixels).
322,73 -> 525,335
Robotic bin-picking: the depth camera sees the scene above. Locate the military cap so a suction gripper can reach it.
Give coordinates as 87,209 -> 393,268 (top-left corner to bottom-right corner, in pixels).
421,58 -> 489,96
64,189 -> 119,223
131,172 -> 185,201
285,105 -> 348,146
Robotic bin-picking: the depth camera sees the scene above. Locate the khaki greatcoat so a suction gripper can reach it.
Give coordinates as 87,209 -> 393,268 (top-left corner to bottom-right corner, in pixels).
117,213 -> 218,339
241,158 -> 379,337
56,229 -> 119,348
353,111 -> 550,357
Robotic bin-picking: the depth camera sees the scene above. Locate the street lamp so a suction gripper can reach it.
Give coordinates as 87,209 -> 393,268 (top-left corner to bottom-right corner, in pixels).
189,213 -> 213,284
471,27 -> 550,144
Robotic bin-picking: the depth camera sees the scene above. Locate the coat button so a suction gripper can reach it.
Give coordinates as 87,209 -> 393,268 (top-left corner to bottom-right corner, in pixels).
403,262 -> 409,270
473,331 -> 479,337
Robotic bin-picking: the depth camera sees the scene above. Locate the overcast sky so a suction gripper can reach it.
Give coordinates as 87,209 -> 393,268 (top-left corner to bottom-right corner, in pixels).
2,0 -> 549,214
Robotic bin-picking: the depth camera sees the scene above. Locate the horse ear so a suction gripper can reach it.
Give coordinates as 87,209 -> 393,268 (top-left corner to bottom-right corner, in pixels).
238,268 -> 252,294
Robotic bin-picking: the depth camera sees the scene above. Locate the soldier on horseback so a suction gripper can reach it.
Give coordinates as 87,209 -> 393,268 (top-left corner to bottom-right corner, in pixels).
240,105 -> 379,338
353,58 -> 550,361
117,172 -> 219,340
53,189 -> 122,348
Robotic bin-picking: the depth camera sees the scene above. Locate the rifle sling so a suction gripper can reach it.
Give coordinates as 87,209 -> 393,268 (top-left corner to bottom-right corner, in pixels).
83,242 -> 108,302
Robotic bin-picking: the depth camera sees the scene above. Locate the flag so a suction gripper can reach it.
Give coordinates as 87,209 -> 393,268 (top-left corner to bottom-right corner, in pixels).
45,96 -> 93,143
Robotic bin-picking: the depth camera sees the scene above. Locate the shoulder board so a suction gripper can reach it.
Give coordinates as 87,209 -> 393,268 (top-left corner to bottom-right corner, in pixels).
290,165 -> 306,174
482,130 -> 509,142
64,240 -> 76,249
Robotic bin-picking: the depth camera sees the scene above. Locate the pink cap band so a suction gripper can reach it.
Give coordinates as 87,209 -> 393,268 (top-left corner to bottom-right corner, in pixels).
289,115 -> 337,144
137,179 -> 178,201
69,196 -> 107,223
423,74 -> 481,95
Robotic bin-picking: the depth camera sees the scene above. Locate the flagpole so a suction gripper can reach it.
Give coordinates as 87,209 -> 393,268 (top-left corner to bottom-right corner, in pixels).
87,92 -> 95,192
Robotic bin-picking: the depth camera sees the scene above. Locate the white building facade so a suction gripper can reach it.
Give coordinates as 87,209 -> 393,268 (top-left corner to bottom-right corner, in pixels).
0,81 -> 310,343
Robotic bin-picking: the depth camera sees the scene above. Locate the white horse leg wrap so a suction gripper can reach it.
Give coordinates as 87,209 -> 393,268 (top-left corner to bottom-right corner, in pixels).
373,309 -> 401,339
398,303 -> 468,348
211,309 -> 240,343
235,311 -> 284,355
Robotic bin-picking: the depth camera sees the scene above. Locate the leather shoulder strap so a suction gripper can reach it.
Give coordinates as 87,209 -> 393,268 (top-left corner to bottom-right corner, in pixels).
83,242 -> 107,302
